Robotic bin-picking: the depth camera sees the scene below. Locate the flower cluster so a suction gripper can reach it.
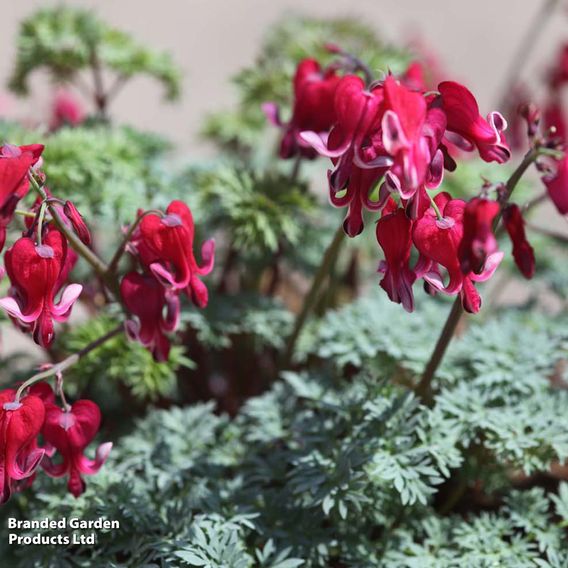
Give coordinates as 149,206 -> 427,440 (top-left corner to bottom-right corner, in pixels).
268,56 -> 544,312
120,200 -> 215,361
0,145 -> 84,346
0,382 -> 111,502
0,137 -> 215,505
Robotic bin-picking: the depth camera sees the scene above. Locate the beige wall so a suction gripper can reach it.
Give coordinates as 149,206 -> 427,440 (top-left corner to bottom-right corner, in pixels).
0,1 -> 565,154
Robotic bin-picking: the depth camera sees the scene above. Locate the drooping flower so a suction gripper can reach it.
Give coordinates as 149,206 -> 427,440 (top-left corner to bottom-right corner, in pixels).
302,75 -> 386,167
542,154 -> 568,215
381,75 -> 430,194
120,271 -> 180,362
138,200 -> 215,308
302,75 -> 390,236
263,58 -> 340,159
457,197 -> 500,274
503,204 -> 535,279
412,197 -> 503,313
438,81 -> 511,164
0,230 -> 82,347
0,143 -> 44,250
376,207 -> 416,312
0,389 -> 45,503
41,399 -> 112,498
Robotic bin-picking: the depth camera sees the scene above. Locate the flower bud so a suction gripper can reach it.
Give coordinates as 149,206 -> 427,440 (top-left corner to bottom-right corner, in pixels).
63,201 -> 91,245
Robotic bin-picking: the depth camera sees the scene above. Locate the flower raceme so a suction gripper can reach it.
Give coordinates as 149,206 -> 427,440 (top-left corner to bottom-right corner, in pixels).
0,230 -> 82,347
0,383 -> 111,502
275,59 -> 520,312
296,67 -> 510,240
122,200 -> 214,360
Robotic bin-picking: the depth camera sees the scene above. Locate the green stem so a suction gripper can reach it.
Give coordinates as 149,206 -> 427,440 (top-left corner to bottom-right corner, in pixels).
14,209 -> 36,219
427,191 -> 443,220
28,174 -> 120,299
415,148 -> 542,403
283,224 -> 345,365
35,201 -> 48,245
14,325 -> 123,402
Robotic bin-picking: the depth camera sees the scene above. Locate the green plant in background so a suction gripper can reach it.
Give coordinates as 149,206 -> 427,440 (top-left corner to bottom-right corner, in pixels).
9,6 -> 181,117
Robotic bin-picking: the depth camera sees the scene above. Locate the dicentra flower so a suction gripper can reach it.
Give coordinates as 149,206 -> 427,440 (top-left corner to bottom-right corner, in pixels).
120,271 -> 180,362
438,81 -> 511,164
41,399 -> 112,498
0,389 -> 45,504
0,230 -> 82,346
264,58 -> 341,159
138,200 -> 215,308
503,204 -> 535,279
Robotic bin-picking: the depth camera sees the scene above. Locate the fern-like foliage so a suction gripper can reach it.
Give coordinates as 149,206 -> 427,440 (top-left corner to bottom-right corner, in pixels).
187,165 -> 316,255
9,6 -> 181,101
3,301 -> 567,566
56,315 -> 193,404
0,121 -> 173,224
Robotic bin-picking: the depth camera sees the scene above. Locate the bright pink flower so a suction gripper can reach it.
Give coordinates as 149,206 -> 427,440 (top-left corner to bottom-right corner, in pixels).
376,207 -> 416,312
0,230 -> 82,347
412,197 -> 503,313
543,154 -> 568,215
0,143 -> 44,250
120,271 -> 179,362
0,389 -> 45,503
457,197 -> 500,274
503,204 -> 535,279
63,201 -> 91,245
263,59 -> 341,159
50,90 -> 85,130
41,400 -> 111,498
438,81 -> 510,164
138,201 -> 215,308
